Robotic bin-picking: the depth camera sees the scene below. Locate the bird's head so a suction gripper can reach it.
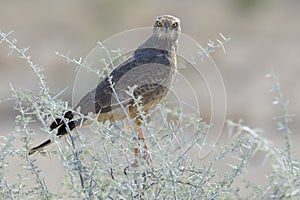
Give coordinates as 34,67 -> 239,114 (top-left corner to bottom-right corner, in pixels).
153,15 -> 181,42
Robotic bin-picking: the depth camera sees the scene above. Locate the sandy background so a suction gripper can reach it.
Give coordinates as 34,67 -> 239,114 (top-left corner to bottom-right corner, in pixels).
0,0 -> 299,196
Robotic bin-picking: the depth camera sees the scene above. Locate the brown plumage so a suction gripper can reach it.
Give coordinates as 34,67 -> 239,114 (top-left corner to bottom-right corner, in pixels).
29,15 -> 181,158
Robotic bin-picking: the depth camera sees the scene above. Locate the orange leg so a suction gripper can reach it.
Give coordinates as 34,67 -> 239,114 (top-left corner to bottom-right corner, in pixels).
127,104 -> 152,165
133,126 -> 151,165
134,127 -> 148,158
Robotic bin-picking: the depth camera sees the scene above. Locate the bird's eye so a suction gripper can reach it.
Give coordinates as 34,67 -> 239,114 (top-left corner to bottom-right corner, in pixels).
156,21 -> 162,27
172,22 -> 178,28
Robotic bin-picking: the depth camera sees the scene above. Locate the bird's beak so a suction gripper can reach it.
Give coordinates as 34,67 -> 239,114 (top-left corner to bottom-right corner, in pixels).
165,26 -> 168,33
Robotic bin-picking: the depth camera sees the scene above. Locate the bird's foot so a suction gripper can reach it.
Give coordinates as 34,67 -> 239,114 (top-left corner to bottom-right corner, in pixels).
124,150 -> 152,175
124,160 -> 138,175
142,149 -> 152,165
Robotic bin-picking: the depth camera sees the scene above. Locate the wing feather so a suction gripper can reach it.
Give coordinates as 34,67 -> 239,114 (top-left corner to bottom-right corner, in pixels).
76,48 -> 172,115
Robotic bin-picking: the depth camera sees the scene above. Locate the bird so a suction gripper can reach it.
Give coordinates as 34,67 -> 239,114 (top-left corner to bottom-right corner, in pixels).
29,15 -> 181,164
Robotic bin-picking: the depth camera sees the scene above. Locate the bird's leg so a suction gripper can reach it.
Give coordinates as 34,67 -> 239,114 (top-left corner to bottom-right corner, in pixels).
133,127 -> 145,158
124,125 -> 152,175
124,104 -> 152,174
134,122 -> 152,165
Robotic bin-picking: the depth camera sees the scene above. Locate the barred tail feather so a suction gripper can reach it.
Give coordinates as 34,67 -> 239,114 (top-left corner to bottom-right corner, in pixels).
28,139 -> 52,155
50,111 -> 74,130
29,111 -> 77,155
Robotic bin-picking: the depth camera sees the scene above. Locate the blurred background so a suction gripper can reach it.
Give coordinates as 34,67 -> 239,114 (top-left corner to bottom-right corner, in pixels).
0,0 -> 299,196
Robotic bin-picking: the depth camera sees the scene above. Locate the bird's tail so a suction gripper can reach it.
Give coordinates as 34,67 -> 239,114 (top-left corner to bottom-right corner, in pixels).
29,111 -> 77,155
28,139 -> 52,155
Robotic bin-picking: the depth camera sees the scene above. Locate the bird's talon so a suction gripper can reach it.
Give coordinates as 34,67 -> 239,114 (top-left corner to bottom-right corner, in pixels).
124,160 -> 139,175
143,150 -> 152,165
124,150 -> 152,175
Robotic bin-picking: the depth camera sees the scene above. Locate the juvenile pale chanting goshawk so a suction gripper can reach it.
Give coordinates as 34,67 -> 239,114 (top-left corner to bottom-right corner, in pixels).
29,15 -> 181,161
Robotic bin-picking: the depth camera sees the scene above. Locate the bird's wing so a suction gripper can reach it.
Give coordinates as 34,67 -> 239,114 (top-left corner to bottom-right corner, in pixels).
76,48 -> 172,115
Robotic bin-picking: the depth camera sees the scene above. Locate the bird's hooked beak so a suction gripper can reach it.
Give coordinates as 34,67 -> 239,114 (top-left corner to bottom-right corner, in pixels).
164,22 -> 170,33
165,26 -> 169,33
